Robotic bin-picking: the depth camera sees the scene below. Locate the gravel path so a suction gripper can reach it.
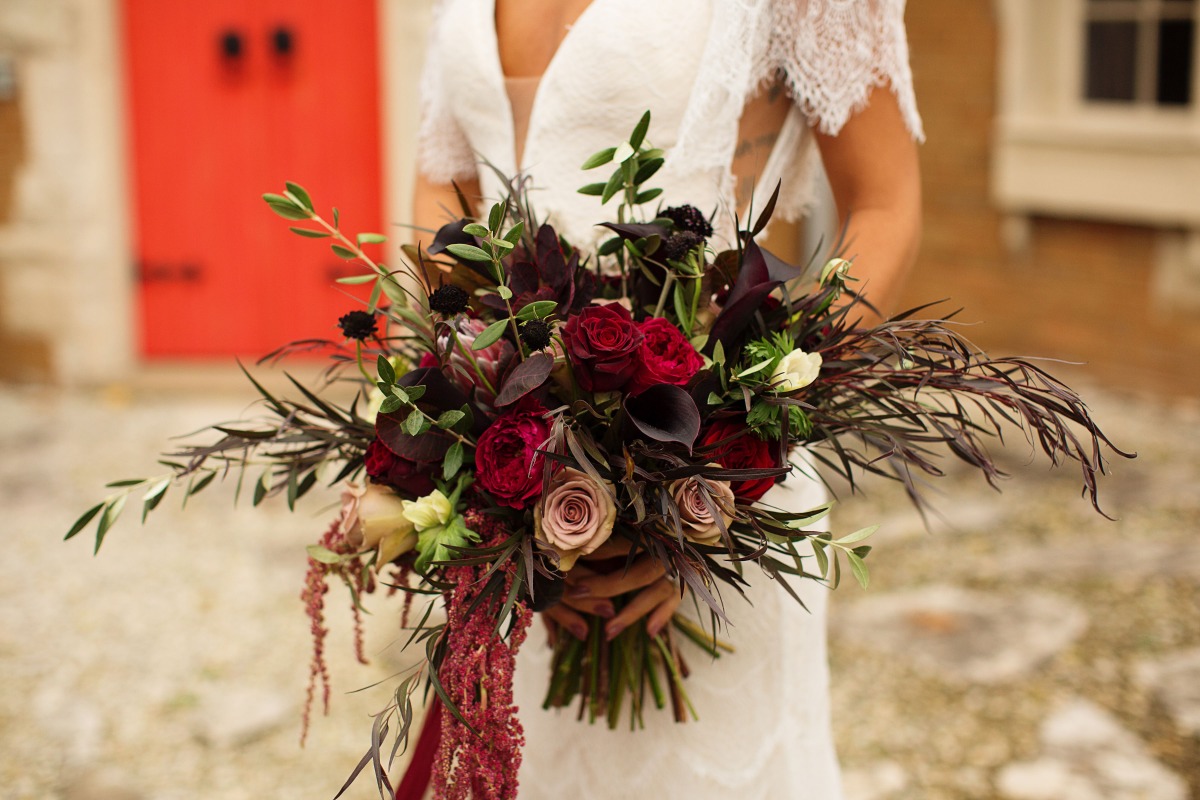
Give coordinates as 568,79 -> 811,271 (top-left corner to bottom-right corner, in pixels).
1,378 -> 1196,800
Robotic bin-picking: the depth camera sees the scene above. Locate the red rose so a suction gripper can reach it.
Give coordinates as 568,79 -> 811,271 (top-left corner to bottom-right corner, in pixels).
698,418 -> 780,502
475,398 -> 552,509
561,303 -> 643,392
364,438 -> 436,497
628,317 -> 704,395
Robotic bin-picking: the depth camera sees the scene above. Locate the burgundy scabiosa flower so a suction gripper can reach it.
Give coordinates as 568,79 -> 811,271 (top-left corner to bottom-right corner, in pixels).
337,310 -> 377,340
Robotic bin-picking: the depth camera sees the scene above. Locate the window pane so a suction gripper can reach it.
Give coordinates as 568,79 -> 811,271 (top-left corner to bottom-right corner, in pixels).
1158,19 -> 1194,104
1086,20 -> 1138,101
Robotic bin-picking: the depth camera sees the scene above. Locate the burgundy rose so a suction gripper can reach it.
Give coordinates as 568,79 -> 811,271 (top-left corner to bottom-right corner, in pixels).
364,438 -> 436,497
697,418 -> 781,502
561,302 -> 643,392
475,398 -> 552,509
627,317 -> 704,395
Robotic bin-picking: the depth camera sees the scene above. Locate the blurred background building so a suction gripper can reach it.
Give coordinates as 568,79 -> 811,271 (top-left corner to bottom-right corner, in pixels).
1,0 -> 1198,395
2,3 -> 1198,799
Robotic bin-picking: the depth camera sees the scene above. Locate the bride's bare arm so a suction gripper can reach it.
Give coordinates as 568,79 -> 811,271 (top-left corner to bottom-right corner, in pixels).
411,170 -> 483,250
815,85 -> 922,323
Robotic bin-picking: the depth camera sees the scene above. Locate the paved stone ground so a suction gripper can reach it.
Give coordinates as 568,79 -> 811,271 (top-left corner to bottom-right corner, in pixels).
1,376 -> 1197,800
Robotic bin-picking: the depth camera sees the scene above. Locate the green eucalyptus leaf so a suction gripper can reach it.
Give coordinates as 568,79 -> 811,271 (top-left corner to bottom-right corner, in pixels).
600,170 -> 624,204
581,147 -> 617,170
503,221 -> 524,244
443,441 -> 464,479
95,495 -> 127,554
266,201 -> 310,221
284,182 -> 313,211
470,319 -> 509,351
306,544 -> 347,564
378,395 -> 403,415
577,182 -> 606,196
445,243 -> 493,262
497,285 -> 513,300
65,503 -> 104,542
634,188 -> 663,205
437,410 -> 466,429
335,274 -> 378,285
462,223 -> 490,237
634,158 -> 664,184
810,539 -> 829,577
846,550 -> 870,588
405,384 -> 427,402
598,236 -> 623,256
629,111 -> 651,150
377,354 -> 396,383
289,227 -> 329,238
836,525 -> 879,546
357,232 -> 387,245
331,244 -> 357,260
487,202 -> 504,232
252,472 -> 270,507
515,300 -> 558,320
404,409 -> 426,437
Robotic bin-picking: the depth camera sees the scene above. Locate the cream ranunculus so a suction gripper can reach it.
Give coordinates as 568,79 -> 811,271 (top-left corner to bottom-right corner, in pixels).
401,490 -> 453,531
770,349 -> 823,393
670,474 -> 736,546
534,468 -> 617,572
355,483 -> 418,568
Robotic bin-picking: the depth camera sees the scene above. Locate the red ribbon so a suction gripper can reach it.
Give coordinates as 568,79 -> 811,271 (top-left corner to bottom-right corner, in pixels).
394,697 -> 442,800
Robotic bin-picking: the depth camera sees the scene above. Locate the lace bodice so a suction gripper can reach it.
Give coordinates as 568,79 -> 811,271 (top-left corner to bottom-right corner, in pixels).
418,0 -> 922,248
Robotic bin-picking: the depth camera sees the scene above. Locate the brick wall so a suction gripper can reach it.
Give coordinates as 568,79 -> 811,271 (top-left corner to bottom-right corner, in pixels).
902,1 -> 1200,397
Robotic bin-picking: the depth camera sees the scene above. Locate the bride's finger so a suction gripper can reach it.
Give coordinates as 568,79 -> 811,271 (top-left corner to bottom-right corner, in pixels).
543,604 -> 589,641
580,538 -> 634,560
567,555 -> 665,599
559,594 -> 616,618
645,587 -> 683,638
603,578 -> 675,641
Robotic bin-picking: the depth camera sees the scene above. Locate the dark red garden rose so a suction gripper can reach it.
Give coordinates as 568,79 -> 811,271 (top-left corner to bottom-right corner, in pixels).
561,302 -> 643,392
698,418 -> 780,502
364,438 -> 436,496
628,317 -> 704,395
474,398 -> 552,509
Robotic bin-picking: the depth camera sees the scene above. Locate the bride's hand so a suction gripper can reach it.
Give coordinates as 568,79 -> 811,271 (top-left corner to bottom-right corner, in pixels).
548,540 -> 682,642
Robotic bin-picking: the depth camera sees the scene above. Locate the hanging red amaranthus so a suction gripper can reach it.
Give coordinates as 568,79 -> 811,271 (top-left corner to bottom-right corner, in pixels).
432,508 -> 532,800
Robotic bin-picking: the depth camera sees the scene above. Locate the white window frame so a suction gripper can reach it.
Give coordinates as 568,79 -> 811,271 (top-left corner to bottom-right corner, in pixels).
992,0 -> 1200,229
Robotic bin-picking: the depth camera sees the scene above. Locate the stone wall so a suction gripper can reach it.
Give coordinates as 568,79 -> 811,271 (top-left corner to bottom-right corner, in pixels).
0,0 -> 132,384
902,1 -> 1200,397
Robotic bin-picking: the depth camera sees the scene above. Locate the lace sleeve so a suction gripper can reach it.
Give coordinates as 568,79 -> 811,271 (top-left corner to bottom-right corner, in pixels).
416,2 -> 479,183
769,0 -> 924,140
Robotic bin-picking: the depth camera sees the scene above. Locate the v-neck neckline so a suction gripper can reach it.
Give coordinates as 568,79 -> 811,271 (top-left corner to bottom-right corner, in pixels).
487,0 -> 603,171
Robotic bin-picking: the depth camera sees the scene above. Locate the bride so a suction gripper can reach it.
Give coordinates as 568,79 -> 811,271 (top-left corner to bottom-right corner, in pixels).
411,1 -> 922,796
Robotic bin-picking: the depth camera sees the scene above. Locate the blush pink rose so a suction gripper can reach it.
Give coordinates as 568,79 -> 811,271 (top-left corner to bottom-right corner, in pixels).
533,467 -> 617,571
670,474 -> 736,546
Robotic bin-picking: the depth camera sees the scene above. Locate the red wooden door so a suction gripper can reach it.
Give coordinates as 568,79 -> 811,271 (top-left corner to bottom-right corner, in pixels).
123,0 -> 382,358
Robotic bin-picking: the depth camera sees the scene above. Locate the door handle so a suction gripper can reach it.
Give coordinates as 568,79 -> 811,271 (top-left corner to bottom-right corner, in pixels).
219,29 -> 244,60
270,26 -> 295,57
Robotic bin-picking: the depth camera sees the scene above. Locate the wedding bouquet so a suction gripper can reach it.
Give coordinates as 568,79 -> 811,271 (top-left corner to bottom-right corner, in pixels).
67,113 -> 1128,799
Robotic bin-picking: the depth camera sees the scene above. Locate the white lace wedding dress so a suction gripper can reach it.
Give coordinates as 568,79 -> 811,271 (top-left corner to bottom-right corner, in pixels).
416,2 -> 922,797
